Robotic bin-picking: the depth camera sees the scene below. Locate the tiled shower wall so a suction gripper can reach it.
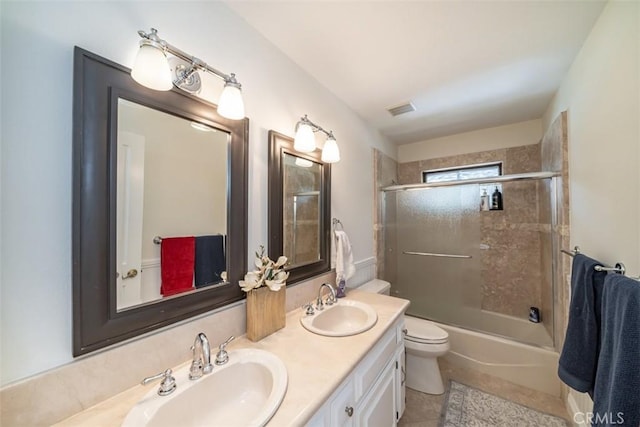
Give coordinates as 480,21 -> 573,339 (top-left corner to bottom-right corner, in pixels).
373,149 -> 398,279
283,160 -> 321,266
396,144 -> 549,320
540,112 -> 573,405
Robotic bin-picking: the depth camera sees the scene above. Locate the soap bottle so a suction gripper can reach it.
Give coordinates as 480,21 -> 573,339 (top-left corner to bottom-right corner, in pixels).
491,186 -> 503,210
480,189 -> 490,211
336,278 -> 346,298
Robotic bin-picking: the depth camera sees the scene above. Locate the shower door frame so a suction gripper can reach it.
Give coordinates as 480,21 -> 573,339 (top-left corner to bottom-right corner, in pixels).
382,171 -> 561,349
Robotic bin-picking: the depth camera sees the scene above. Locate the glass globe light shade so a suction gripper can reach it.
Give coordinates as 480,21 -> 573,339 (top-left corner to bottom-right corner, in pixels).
131,44 -> 173,91
294,157 -> 314,168
217,84 -> 245,120
321,136 -> 341,163
294,123 -> 316,153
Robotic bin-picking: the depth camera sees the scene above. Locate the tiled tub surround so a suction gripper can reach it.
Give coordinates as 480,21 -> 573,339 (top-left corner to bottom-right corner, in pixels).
51,290 -> 409,426
373,148 -> 399,279
397,143 -> 541,187
396,144 -> 555,326
283,159 -> 322,266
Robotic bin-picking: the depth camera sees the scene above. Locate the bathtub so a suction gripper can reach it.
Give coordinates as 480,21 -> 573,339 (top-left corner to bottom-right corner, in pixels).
434,321 -> 562,397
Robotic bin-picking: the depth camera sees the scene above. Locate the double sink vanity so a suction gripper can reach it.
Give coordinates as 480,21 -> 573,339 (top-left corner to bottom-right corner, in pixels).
66,47 -> 408,427
56,289 -> 409,427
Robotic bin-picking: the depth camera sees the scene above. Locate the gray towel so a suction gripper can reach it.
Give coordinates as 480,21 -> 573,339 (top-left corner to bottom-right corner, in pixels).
558,254 -> 607,394
194,235 -> 226,288
592,274 -> 640,426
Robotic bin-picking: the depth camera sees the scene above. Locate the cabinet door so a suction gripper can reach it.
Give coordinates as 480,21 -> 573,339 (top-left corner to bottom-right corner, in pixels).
356,359 -> 396,427
331,378 -> 356,427
395,347 -> 406,422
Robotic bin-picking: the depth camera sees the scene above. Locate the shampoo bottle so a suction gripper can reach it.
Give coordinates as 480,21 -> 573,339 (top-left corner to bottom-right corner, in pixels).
491,186 -> 503,210
480,189 -> 490,211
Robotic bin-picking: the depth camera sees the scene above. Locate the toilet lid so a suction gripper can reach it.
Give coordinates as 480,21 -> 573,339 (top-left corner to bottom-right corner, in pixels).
404,316 -> 449,344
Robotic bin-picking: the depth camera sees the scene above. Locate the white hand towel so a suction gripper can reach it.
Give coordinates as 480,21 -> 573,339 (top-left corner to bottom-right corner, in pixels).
334,230 -> 356,281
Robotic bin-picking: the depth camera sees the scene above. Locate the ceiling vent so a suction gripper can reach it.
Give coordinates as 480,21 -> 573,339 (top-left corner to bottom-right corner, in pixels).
387,102 -> 416,117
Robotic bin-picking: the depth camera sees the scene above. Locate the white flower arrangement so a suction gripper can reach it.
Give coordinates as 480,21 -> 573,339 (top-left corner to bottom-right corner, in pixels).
239,246 -> 289,292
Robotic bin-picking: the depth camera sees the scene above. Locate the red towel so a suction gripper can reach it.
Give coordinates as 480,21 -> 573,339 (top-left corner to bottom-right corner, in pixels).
160,237 -> 195,297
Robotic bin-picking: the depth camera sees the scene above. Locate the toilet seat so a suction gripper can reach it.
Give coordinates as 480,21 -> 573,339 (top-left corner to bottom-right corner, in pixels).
404,316 -> 449,345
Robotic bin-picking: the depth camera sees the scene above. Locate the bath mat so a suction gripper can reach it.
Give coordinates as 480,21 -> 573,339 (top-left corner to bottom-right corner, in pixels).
439,381 -> 568,427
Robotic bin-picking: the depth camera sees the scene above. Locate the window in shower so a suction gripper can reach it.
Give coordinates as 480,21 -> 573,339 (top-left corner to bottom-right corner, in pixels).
423,162 -> 502,183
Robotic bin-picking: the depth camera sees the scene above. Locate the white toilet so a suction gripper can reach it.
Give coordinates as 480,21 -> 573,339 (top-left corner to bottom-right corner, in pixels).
357,279 -> 450,395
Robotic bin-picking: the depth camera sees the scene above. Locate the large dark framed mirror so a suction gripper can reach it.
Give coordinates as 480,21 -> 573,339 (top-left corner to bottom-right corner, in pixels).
73,47 -> 248,356
268,130 -> 331,284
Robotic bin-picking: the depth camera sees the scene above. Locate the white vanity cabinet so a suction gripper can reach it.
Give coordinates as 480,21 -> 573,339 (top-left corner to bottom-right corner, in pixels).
306,316 -> 405,427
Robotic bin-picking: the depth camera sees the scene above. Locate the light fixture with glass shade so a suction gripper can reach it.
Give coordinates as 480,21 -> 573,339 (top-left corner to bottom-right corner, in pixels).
321,133 -> 341,163
131,28 -> 245,120
293,115 -> 341,163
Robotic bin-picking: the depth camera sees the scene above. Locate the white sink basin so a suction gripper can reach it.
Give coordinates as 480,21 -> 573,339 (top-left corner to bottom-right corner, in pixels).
300,300 -> 378,337
122,348 -> 287,427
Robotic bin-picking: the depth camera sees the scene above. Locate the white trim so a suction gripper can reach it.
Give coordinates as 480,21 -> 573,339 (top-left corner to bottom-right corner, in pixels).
349,257 -> 376,287
567,390 -> 594,427
141,258 -> 160,269
567,393 -> 582,427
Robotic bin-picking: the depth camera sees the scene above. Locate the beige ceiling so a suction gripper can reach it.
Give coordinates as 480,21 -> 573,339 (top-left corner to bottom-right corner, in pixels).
228,1 -> 606,145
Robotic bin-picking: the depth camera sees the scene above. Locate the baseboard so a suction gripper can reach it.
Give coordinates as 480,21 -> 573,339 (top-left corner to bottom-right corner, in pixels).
567,390 -> 593,426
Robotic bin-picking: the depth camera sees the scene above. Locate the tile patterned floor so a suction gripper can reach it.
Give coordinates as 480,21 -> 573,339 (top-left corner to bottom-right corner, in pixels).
398,360 -> 570,427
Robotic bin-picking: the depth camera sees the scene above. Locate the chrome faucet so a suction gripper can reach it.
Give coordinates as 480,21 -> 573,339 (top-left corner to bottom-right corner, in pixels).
189,332 -> 214,380
316,283 -> 337,310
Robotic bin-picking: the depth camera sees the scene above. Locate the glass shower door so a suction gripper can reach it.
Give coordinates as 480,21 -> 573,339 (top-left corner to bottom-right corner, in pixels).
384,179 -> 555,348
385,185 -> 482,323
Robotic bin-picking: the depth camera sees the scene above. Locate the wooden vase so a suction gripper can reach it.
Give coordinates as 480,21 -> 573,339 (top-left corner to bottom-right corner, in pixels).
246,285 -> 286,342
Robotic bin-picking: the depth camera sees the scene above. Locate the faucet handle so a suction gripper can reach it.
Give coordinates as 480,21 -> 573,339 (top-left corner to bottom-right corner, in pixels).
324,293 -> 336,306
303,302 -> 315,316
141,369 -> 177,396
215,336 -> 235,365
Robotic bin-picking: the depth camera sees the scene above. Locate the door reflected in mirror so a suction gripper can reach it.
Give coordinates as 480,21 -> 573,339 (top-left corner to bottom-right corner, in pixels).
282,153 -> 322,268
116,99 -> 229,311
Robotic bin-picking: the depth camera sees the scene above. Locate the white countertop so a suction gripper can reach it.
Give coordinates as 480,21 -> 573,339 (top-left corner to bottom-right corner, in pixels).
55,290 -> 409,427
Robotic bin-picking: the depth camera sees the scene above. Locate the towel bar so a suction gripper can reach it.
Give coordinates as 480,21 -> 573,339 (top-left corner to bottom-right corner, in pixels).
403,251 -> 472,259
561,245 -> 638,280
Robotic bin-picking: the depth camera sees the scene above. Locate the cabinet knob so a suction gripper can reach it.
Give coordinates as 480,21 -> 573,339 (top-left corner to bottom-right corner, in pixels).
345,406 -> 354,417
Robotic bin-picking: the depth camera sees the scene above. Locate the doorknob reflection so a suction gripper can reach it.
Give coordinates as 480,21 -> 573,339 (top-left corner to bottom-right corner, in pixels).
122,269 -> 139,280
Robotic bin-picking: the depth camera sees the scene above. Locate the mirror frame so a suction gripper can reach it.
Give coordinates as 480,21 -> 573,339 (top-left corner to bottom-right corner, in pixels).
72,47 -> 248,356
268,130 -> 331,284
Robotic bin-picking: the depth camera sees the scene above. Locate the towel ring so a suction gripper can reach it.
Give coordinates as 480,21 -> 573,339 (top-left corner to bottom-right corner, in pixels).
332,218 -> 344,231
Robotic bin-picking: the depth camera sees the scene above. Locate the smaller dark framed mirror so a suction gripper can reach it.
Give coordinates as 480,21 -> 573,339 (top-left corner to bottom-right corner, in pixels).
268,131 -> 331,284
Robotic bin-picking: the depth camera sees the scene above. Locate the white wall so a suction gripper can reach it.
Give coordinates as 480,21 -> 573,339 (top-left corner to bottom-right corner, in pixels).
544,0 -> 639,276
397,119 -> 542,163
119,100 -> 229,259
542,0 -> 639,415
0,1 -> 395,386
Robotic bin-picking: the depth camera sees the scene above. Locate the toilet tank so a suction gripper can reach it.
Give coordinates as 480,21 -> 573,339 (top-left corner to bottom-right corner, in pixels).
357,279 -> 391,295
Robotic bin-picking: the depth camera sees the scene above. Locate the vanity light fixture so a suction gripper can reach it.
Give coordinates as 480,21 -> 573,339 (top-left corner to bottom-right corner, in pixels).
293,115 -> 341,163
131,28 -> 245,120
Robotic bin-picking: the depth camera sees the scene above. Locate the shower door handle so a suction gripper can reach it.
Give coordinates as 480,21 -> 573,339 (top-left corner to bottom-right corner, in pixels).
403,251 -> 472,259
